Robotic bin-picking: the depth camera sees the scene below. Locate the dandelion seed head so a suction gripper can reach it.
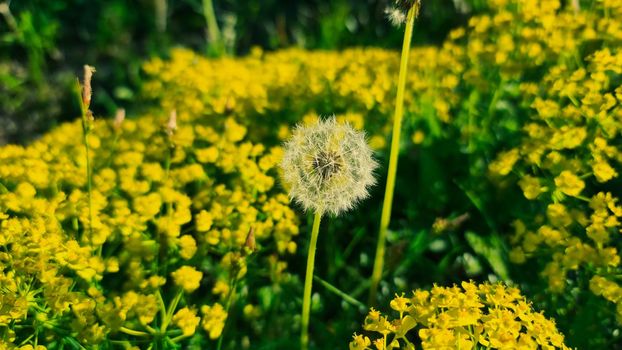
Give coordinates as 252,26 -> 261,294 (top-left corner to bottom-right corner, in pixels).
280,117 -> 377,216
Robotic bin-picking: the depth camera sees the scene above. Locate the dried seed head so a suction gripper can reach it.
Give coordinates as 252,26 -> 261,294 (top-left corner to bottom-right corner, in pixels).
167,109 -> 177,136
114,108 -> 126,131
280,117 -> 377,216
244,227 -> 256,256
82,65 -> 96,108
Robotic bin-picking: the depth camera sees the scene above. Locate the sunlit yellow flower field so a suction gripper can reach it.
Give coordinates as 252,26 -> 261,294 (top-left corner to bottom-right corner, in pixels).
1,0 -> 622,349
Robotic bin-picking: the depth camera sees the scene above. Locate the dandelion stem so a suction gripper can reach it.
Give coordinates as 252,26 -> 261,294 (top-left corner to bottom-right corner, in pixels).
301,211 -> 322,350
369,4 -> 417,305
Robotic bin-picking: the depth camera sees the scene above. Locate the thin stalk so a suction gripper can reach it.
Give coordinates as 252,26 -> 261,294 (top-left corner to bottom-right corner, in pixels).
83,127 -> 94,239
202,0 -> 224,56
313,275 -> 366,309
0,3 -> 18,32
154,0 -> 167,33
75,79 -> 94,244
301,211 -> 322,350
161,289 -> 182,333
369,5 -> 417,305
119,327 -> 150,337
157,144 -> 173,275
216,276 -> 239,350
156,290 -> 167,330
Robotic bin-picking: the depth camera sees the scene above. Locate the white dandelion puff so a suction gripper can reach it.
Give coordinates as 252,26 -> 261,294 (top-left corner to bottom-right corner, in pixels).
280,117 -> 377,216
385,6 -> 407,27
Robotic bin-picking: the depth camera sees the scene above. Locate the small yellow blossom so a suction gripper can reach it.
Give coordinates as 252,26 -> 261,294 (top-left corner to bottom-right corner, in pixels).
489,149 -> 520,176
518,175 -> 546,200
171,266 -> 203,293
201,303 -> 228,339
173,307 -> 201,336
593,160 -> 617,183
195,210 -> 213,232
349,334 -> 371,350
178,235 -> 197,260
554,171 -> 585,197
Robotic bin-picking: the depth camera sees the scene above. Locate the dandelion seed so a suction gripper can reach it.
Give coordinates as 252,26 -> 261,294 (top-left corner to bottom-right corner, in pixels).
385,6 -> 407,27
280,117 -> 377,216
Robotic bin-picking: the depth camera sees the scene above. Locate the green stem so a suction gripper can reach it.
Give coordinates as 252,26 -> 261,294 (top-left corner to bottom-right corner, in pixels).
216,276 -> 239,350
301,211 -> 322,350
169,334 -> 189,343
202,0 -> 224,56
313,275 -> 366,309
161,289 -> 183,333
158,145 -> 172,275
119,327 -> 150,337
75,79 -> 94,245
83,130 -> 94,239
154,0 -> 167,33
369,5 -> 417,305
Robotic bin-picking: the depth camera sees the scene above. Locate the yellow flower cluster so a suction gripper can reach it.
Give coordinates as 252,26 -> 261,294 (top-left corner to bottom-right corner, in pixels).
482,0 -> 622,323
350,281 -> 568,350
0,111 -> 298,346
142,44 -> 462,149
140,1 -> 622,155
0,0 -> 619,347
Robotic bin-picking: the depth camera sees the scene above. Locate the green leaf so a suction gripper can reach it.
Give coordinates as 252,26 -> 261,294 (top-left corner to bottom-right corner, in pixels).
465,231 -> 509,280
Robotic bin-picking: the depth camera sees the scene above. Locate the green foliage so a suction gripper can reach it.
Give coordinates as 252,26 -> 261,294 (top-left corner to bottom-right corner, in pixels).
0,0 -> 481,144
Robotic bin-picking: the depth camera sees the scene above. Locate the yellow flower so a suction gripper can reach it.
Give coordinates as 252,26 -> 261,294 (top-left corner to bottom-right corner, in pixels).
349,334 -> 371,350
389,293 -> 411,314
171,266 -> 203,293
224,118 -> 247,142
178,235 -> 197,260
351,282 -> 569,349
593,160 -> 617,183
518,175 -> 546,200
195,147 -> 219,163
546,203 -> 572,228
201,303 -> 228,339
172,307 -> 200,336
489,149 -> 520,176
554,171 -> 585,197
195,210 -> 213,232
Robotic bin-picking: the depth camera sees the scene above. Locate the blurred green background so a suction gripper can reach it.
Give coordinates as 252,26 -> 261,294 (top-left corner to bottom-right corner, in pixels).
0,0 -> 486,144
